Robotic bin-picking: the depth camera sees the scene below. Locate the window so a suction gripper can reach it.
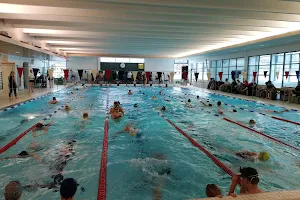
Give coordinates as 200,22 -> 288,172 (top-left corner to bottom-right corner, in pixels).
284,52 -> 300,87
210,61 -> 217,79
271,53 -> 284,87
115,58 -> 130,63
175,59 -> 188,64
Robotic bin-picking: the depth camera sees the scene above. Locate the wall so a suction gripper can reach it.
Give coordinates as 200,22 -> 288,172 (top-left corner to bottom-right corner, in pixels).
67,57 -> 98,70
144,58 -> 174,72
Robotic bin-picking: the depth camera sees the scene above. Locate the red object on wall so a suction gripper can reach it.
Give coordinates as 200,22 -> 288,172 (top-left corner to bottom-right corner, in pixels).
105,70 -> 111,81
218,72 -> 223,80
63,69 -> 69,80
285,71 -> 289,80
17,67 -> 23,78
182,71 -> 188,80
253,72 -> 257,81
146,72 -> 151,81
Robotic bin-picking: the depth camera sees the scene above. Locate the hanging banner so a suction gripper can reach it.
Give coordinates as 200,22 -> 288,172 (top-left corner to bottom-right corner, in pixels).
105,70 -> 111,81
194,72 -> 199,82
218,72 -> 223,80
231,71 -> 236,81
253,72 -> 257,82
207,72 -> 211,80
63,69 -> 69,80
285,71 -> 289,80
276,71 -> 279,80
182,71 -> 188,80
78,70 -> 83,80
32,68 -> 39,78
132,71 -> 138,82
157,72 -> 162,82
17,67 -> 23,79
242,71 -> 247,80
296,71 -> 299,80
48,69 -> 53,79
146,72 -> 151,82
263,71 -> 268,78
170,72 -> 174,83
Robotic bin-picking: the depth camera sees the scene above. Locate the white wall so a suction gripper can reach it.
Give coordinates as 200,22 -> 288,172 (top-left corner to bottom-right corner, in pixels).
67,57 -> 98,70
144,58 -> 174,72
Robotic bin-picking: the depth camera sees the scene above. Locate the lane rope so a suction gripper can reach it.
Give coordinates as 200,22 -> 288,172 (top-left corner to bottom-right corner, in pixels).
0,87 -> 88,154
97,86 -> 110,200
142,91 -> 236,177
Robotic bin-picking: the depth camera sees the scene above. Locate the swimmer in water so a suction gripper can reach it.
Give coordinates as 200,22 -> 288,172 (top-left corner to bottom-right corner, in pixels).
128,90 -> 133,95
265,109 -> 289,113
110,101 -> 124,119
217,101 -> 223,114
197,95 -> 200,99
113,124 -> 141,138
229,109 -> 237,113
49,97 -> 58,104
32,121 -> 53,137
64,104 -> 71,111
134,104 -> 138,108
200,101 -> 213,107
82,112 -> 88,121
152,96 -> 157,100
249,119 -> 256,127
235,151 -> 270,162
161,106 -> 166,111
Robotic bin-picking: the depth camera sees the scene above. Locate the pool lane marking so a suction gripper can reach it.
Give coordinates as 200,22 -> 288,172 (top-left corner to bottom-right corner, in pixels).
160,91 -> 300,152
0,85 -> 74,112
167,91 -> 300,126
0,87 -> 90,155
98,85 -> 110,200
142,93 -> 236,177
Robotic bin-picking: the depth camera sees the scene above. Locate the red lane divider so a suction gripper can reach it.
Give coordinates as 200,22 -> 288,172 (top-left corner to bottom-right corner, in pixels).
0,124 -> 37,154
223,118 -> 300,151
271,116 -> 300,126
165,118 -> 236,177
97,86 -> 110,200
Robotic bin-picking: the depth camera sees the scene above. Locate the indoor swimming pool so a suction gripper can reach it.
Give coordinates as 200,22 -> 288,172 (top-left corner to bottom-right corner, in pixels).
0,86 -> 299,199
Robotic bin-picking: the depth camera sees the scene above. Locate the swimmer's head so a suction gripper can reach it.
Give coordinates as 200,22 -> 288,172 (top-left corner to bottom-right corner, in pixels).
208,104 -> 212,107
206,184 -> 221,197
60,178 -> 78,199
128,90 -> 131,92
4,181 -> 22,200
83,113 -> 88,119
217,101 -> 221,106
249,119 -> 256,125
36,123 -> 43,128
233,109 -> 237,112
188,99 -> 191,103
53,97 -> 56,101
258,152 -> 270,161
134,104 -> 138,108
197,96 -> 199,99
162,106 -> 166,111
65,104 -> 70,109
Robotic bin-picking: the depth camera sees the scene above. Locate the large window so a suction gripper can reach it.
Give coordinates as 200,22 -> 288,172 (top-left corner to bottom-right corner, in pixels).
248,51 -> 300,87
211,57 -> 245,81
193,61 -> 209,82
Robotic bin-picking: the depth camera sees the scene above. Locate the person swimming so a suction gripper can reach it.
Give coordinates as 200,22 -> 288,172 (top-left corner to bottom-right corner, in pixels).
235,151 -> 270,162
134,104 -> 138,108
197,95 -> 200,99
110,101 -> 124,119
128,90 -> 133,95
49,97 -> 58,104
82,112 -> 88,120
65,104 -> 71,111
265,109 -> 289,113
152,96 -> 157,100
200,101 -> 213,107
217,101 -> 223,114
113,124 -> 141,138
161,106 -> 166,111
249,119 -> 256,127
32,121 -> 53,137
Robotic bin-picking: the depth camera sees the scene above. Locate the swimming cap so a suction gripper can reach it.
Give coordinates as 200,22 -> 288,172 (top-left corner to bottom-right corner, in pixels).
5,181 -> 22,200
60,178 -> 78,198
258,152 -> 270,161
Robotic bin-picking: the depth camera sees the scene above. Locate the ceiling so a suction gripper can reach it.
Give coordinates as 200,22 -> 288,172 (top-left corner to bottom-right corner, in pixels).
2,0 -> 300,58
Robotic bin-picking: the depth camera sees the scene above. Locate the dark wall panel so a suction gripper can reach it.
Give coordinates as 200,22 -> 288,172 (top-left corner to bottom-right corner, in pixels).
100,62 -> 144,71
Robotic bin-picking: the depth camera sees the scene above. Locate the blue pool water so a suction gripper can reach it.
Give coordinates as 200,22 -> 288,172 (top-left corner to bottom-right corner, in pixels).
0,86 -> 299,199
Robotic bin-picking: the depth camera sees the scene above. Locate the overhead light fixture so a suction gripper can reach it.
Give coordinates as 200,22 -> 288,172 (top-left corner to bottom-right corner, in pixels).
46,41 -> 78,44
23,28 -> 59,34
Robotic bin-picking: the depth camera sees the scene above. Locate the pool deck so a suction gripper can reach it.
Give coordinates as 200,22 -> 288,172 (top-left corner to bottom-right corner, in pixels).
193,189 -> 300,200
0,85 -> 67,110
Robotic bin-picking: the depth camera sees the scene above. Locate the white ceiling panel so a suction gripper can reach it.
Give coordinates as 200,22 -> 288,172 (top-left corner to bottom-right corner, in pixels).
1,0 -> 300,57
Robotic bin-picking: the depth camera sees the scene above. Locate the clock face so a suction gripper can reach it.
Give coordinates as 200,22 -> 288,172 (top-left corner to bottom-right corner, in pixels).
120,63 -> 125,68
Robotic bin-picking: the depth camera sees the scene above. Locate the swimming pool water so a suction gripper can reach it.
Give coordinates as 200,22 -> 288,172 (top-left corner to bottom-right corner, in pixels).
0,86 -> 299,200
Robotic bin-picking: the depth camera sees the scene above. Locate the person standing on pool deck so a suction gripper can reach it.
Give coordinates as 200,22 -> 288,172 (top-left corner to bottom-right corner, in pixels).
8,71 -> 18,100
229,167 -> 263,195
29,69 -> 35,94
